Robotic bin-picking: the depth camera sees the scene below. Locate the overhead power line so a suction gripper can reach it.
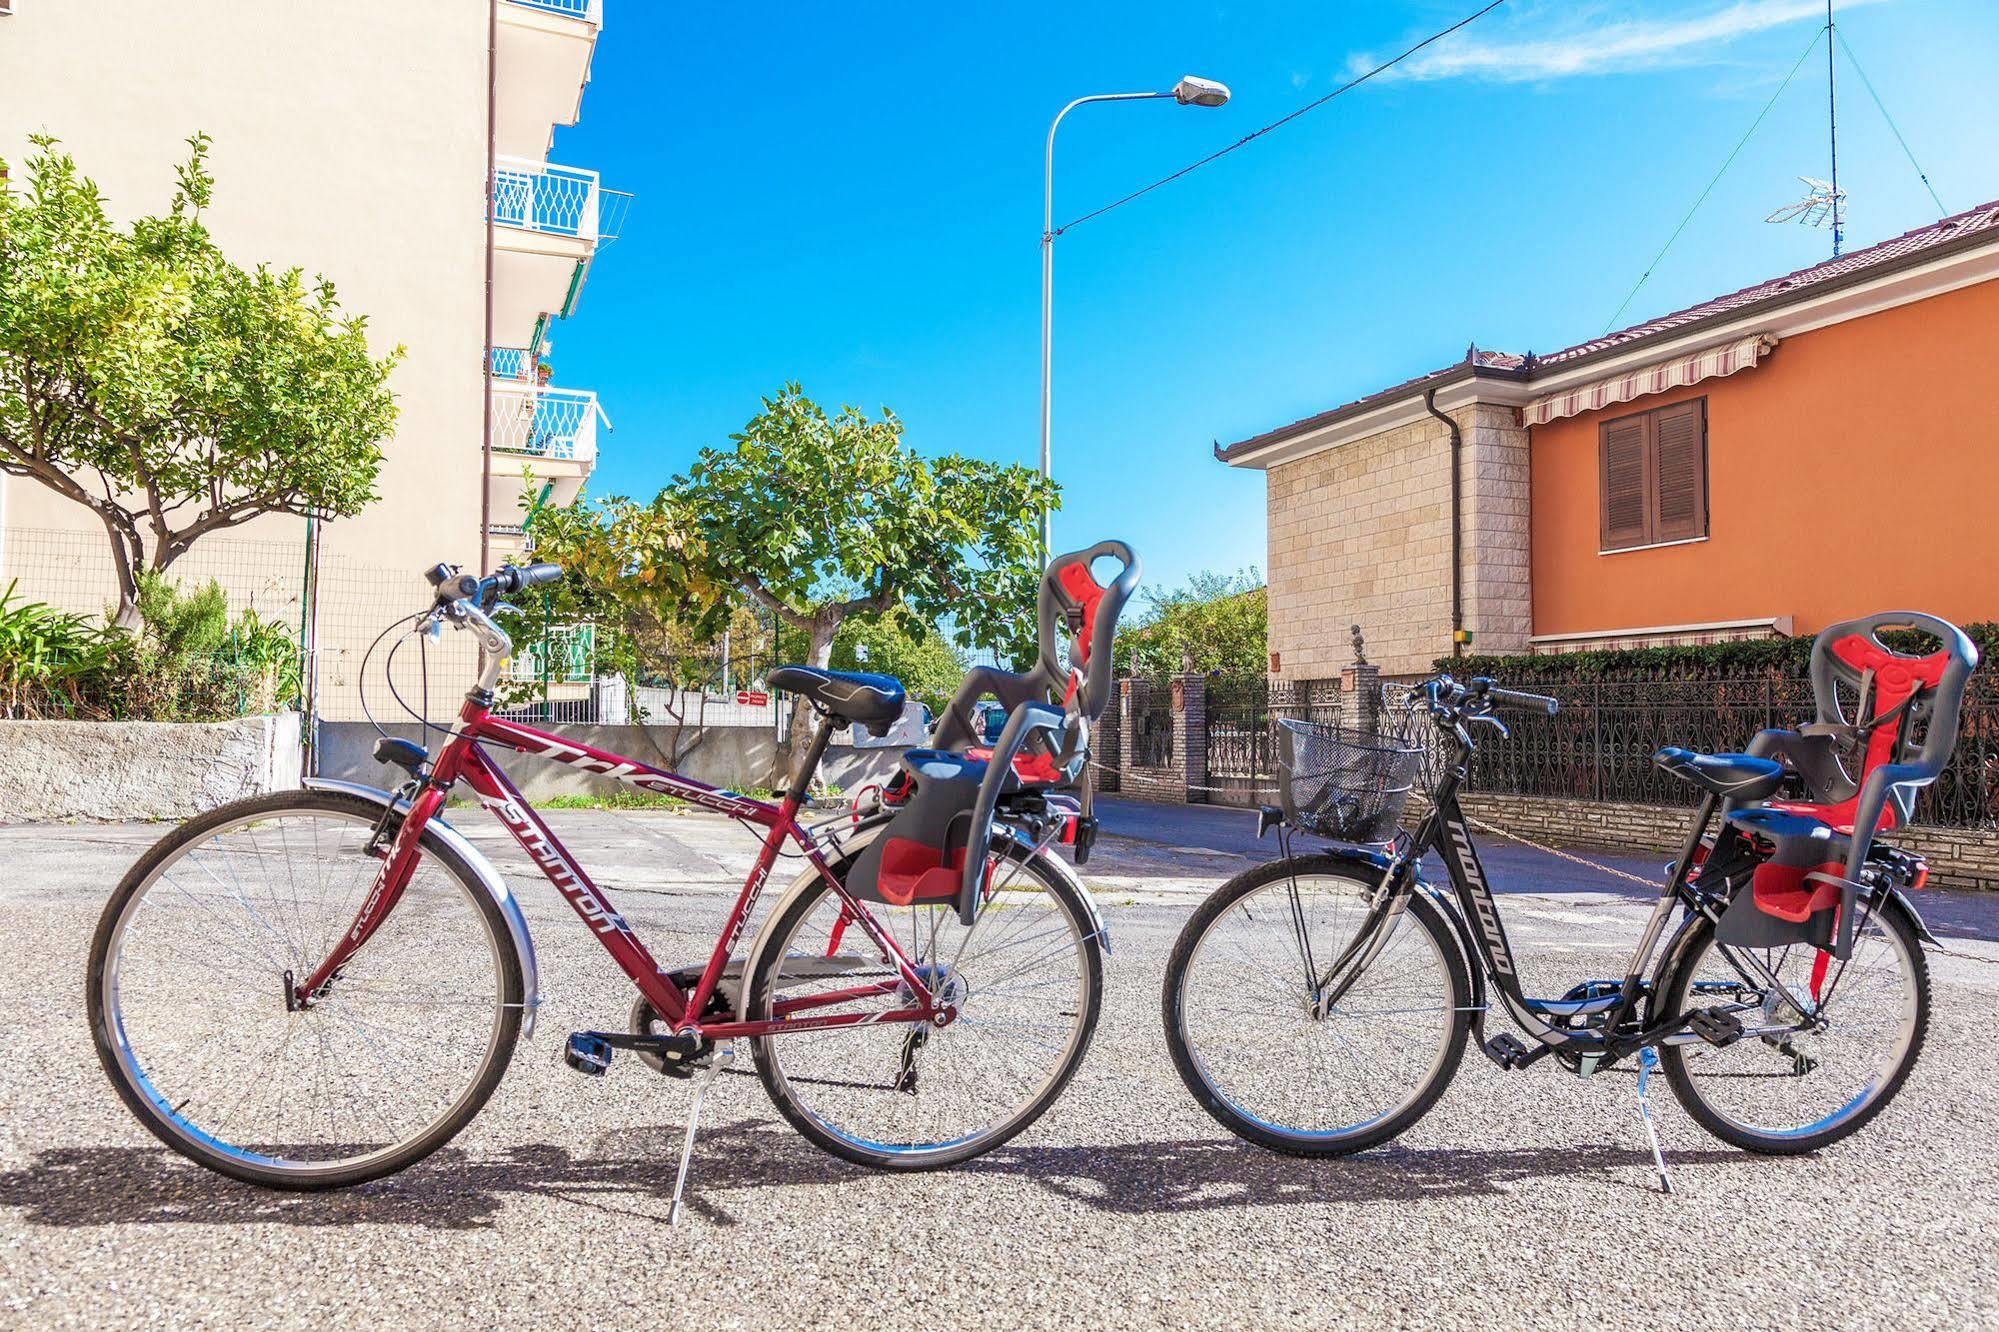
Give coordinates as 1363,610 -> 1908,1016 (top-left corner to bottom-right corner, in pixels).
1054,0 -> 1510,236
1834,28 -> 1948,218
1600,28 -> 1825,336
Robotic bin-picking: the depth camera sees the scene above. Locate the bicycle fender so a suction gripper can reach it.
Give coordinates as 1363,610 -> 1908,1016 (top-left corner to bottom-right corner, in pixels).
1647,886 -> 1933,1022
992,825 -> 1112,956
742,827 -> 1113,987
304,778 -> 542,1037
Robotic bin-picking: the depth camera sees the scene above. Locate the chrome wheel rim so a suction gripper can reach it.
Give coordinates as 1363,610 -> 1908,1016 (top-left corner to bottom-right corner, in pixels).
102,808 -> 509,1178
1178,874 -> 1458,1143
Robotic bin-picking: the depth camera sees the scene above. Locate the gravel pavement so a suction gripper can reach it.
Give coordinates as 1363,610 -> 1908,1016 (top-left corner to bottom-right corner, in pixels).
2,808 -> 1996,1331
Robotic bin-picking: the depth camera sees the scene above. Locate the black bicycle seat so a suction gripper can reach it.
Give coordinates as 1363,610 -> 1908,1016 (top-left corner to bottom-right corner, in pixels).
1652,747 -> 1785,802
766,666 -> 905,726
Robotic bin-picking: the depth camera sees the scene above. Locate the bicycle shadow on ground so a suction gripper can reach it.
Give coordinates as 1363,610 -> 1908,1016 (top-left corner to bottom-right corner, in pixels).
0,1124 -> 1742,1232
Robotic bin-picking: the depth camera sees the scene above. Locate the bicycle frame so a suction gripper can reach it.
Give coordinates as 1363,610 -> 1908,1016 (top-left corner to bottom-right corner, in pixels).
294,693 -> 947,1040
1316,727 -> 1839,1070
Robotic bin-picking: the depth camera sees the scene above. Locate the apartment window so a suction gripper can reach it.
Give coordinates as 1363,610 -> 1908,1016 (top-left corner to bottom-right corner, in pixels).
1600,398 -> 1707,552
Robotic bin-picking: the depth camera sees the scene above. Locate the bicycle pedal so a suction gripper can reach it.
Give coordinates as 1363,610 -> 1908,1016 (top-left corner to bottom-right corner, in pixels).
563,1032 -> 613,1076
1482,1032 -> 1536,1070
1688,1006 -> 1745,1048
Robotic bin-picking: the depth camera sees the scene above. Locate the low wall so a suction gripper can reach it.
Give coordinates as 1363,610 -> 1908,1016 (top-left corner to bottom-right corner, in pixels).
316,721 -> 904,800
0,713 -> 302,821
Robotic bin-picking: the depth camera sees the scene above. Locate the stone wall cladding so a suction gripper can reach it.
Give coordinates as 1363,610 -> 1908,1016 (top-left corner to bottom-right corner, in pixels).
0,714 -> 302,821
1265,415 -> 1453,679
1263,404 -> 1534,679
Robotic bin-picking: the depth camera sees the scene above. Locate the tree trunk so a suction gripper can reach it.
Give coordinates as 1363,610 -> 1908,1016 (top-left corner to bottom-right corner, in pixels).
99,513 -> 147,630
785,616 -> 841,791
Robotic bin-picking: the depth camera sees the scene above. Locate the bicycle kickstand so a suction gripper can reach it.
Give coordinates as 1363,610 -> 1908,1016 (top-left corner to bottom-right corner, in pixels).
1633,1045 -> 1674,1195
668,1043 -> 736,1227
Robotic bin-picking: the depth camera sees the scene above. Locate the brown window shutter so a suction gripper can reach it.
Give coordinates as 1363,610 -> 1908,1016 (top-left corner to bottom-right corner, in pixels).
1652,400 -> 1707,542
1600,416 -> 1650,549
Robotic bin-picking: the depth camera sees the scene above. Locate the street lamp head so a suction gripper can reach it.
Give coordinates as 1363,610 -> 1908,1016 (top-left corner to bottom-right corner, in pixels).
1172,76 -> 1230,108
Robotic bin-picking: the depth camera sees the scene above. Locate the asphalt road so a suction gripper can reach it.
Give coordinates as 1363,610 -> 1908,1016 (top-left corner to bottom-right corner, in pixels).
2,810 -> 1996,1330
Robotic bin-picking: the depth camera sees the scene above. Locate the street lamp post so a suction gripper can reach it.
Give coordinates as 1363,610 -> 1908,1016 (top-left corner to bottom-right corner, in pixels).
1040,75 -> 1229,563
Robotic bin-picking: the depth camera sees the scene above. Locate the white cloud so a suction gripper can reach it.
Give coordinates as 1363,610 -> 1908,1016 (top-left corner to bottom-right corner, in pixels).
1357,0 -> 1892,84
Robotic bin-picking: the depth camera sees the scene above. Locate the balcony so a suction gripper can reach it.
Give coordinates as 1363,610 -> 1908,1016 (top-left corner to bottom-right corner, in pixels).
487,381 -> 605,518
495,0 -> 603,159
490,155 -> 630,343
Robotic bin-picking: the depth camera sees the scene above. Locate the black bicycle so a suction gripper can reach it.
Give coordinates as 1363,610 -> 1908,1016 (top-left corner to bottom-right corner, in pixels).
1162,650 -> 1962,1184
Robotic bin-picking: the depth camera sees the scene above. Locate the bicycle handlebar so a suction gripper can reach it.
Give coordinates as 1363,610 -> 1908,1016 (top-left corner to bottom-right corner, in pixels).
1485,684 -> 1559,717
1415,675 -> 1560,721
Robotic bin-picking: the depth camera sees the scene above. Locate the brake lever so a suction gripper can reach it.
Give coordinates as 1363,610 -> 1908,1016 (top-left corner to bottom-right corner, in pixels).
1468,712 -> 1511,740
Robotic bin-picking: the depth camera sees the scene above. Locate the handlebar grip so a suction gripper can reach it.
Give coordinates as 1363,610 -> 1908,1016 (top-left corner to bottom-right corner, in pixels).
1488,686 -> 1559,717
517,562 -> 563,590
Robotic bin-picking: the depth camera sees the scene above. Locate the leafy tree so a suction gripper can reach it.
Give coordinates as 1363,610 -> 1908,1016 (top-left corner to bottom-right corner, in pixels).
779,611 -> 967,714
1114,568 -> 1268,678
682,384 -> 1054,771
0,135 -> 400,625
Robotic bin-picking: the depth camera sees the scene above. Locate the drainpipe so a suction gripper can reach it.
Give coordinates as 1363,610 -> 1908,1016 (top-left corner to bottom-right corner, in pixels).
479,0 -> 498,572
1424,387 -> 1463,659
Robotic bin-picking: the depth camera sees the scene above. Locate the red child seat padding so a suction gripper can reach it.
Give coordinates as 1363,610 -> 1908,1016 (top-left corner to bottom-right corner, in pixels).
1750,859 -> 1847,923
1759,632 -> 1950,837
963,746 -> 1065,786
1055,561 -> 1106,667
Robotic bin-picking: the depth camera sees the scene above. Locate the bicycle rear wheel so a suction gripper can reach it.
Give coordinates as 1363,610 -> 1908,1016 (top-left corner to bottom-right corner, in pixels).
745,843 -> 1103,1170
1163,855 -> 1470,1156
87,790 -> 523,1189
1657,900 -> 1928,1154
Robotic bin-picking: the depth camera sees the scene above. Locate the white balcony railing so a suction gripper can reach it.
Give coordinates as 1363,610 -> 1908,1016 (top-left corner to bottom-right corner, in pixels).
489,346 -> 534,379
490,383 -> 605,463
492,156 -> 629,243
503,0 -> 603,24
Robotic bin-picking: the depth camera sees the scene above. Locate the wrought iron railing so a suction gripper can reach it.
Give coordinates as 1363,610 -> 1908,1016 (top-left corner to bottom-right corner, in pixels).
503,0 -> 602,22
489,383 -> 602,461
1465,675 -> 1999,829
1128,681 -> 1175,767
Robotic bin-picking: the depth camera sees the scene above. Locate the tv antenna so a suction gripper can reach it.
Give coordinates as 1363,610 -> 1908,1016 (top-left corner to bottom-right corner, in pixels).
1765,1 -> 1845,256
1765,176 -> 1847,231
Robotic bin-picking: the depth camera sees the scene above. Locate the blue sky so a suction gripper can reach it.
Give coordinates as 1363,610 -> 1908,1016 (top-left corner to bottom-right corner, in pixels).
551,0 -> 1999,597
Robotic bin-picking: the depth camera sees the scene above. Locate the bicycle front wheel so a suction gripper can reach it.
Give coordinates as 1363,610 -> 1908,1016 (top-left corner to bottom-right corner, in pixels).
87,790 -> 523,1189
1164,856 -> 1470,1156
745,842 -> 1104,1170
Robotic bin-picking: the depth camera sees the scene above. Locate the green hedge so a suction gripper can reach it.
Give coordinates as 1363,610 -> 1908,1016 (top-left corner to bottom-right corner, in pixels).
1438,622 -> 1999,684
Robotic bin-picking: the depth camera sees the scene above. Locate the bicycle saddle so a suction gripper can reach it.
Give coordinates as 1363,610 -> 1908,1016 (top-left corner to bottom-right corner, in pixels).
1652,747 -> 1786,801
765,666 -> 906,727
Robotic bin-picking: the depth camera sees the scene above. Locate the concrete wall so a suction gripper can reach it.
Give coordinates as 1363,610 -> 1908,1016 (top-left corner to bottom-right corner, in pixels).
317,722 -> 906,800
0,714 -> 301,821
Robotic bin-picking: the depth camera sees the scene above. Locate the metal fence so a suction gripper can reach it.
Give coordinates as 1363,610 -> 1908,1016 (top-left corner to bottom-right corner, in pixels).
1466,675 -> 1999,829
1128,681 -> 1174,767
1203,675 -> 1344,807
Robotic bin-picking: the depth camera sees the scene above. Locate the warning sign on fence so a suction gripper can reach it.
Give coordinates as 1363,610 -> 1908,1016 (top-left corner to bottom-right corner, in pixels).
736,690 -> 769,707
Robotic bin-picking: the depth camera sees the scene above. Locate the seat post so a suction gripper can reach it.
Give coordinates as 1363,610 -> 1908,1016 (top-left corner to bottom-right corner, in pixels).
785,711 -> 839,806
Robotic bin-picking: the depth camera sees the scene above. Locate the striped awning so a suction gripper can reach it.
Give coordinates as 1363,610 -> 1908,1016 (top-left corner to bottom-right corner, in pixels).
1523,333 -> 1779,426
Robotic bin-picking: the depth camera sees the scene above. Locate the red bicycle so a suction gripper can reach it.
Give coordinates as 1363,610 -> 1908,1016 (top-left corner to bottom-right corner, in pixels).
87,559 -> 1120,1208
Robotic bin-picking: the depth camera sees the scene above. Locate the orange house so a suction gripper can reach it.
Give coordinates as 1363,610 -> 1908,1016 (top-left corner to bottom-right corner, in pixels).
1221,203 -> 1999,678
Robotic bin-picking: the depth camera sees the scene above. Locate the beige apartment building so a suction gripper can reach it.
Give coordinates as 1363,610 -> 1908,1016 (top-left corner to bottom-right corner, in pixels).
0,0 -> 622,717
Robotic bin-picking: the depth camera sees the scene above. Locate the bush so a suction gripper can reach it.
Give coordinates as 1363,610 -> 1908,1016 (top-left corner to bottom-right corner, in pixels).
1439,622 -> 1999,685
0,572 -> 300,721
0,582 -> 120,718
